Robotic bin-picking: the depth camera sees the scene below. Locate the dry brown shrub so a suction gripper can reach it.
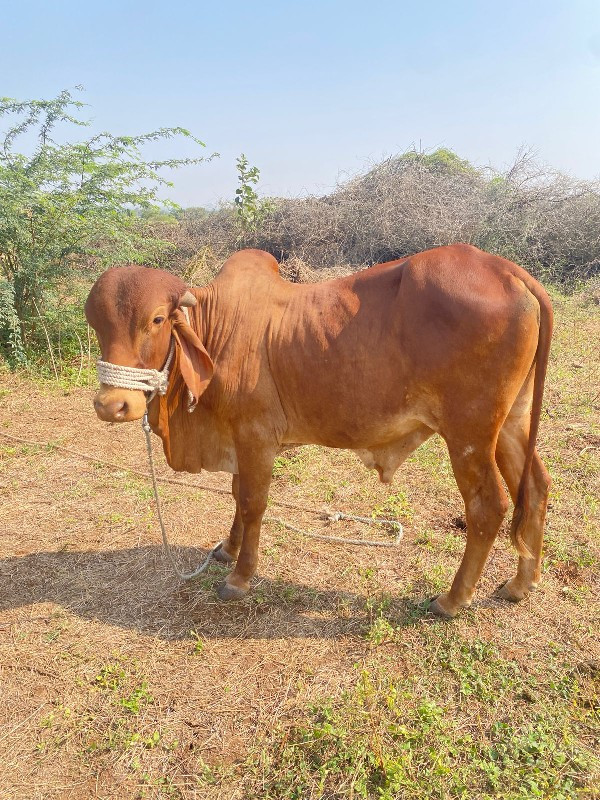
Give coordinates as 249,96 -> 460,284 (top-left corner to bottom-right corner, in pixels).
151,148 -> 600,286
278,255 -> 354,284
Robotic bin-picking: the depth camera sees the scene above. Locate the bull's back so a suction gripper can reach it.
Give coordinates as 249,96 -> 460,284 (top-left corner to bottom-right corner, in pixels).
269,245 -> 543,447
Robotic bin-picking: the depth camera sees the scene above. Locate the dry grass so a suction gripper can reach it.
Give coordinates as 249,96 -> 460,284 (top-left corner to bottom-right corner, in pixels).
0,290 -> 598,799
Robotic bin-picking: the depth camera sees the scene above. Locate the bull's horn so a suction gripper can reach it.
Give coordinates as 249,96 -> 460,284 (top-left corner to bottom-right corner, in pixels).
179,290 -> 197,307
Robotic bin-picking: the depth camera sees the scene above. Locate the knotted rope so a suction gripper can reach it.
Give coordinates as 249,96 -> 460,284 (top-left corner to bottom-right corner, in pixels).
264,512 -> 403,547
96,339 -> 175,401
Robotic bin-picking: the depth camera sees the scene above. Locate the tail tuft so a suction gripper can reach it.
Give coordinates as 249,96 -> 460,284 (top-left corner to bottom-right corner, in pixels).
509,503 -> 533,559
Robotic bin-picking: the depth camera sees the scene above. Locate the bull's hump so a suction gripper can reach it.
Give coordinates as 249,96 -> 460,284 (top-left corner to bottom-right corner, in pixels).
218,249 -> 280,279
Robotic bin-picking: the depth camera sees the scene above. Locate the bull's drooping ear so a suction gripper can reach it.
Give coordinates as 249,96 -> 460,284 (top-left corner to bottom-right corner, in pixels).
171,309 -> 213,409
179,290 -> 197,308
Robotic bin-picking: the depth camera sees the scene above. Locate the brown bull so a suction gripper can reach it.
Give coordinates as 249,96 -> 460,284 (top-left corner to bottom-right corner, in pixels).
85,244 -> 553,617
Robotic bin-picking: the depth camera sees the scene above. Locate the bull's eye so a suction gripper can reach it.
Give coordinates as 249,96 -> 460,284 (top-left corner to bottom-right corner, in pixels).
153,316 -> 165,325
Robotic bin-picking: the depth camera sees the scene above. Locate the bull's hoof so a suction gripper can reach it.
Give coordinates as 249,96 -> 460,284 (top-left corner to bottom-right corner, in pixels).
496,578 -> 535,603
428,594 -> 460,619
212,542 -> 238,565
216,580 -> 249,602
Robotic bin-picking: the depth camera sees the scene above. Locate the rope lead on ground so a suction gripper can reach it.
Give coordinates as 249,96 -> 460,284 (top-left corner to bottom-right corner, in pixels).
142,411 -> 220,580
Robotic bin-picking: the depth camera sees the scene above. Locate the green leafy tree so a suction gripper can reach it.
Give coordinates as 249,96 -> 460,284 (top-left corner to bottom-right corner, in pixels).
0,88 -> 215,365
234,153 -> 274,233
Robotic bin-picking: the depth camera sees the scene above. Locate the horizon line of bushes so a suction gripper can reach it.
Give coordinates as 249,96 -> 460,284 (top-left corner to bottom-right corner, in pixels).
152,146 -> 600,287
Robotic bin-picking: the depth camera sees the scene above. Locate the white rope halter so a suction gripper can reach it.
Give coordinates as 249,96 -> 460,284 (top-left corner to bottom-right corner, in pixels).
97,338 -> 175,401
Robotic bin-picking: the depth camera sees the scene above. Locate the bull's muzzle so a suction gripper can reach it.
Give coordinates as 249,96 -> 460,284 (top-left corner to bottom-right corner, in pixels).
93,385 -> 148,422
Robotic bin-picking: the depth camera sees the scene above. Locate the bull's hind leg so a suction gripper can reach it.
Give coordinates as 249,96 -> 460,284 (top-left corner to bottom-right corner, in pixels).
213,474 -> 243,565
430,443 -> 509,618
495,408 -> 551,602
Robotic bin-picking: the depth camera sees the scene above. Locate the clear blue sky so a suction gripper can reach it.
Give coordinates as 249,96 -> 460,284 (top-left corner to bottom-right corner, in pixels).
3,0 -> 600,207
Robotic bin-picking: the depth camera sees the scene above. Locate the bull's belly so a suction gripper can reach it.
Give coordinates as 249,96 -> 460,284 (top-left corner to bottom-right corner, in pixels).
283,414 -> 435,484
353,423 -> 432,483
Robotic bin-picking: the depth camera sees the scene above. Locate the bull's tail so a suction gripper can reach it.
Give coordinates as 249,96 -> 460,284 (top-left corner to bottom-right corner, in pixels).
509,278 -> 553,558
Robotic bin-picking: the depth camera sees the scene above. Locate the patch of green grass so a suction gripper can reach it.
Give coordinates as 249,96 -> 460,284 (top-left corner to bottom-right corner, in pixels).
118,683 -> 154,715
93,661 -> 154,715
560,585 -> 591,606
477,717 -> 595,800
0,442 -> 48,457
413,529 -> 434,548
544,527 -> 597,572
440,532 -> 464,554
409,437 -> 454,486
185,562 -> 229,592
272,446 -> 323,485
189,630 -> 205,655
373,490 -> 414,522
419,562 -> 453,595
366,615 -> 396,647
85,721 -> 161,755
123,477 -> 155,501
43,627 -> 64,643
231,656 -> 599,800
95,663 -> 126,691
436,638 -> 519,704
141,730 -> 161,749
321,482 -> 338,502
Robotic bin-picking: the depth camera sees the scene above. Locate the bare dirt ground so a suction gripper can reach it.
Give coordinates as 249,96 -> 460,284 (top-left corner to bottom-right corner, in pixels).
0,292 -> 599,799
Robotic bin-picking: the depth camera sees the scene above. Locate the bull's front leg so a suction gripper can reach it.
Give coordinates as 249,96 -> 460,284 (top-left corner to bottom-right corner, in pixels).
217,441 -> 275,601
212,474 -> 243,565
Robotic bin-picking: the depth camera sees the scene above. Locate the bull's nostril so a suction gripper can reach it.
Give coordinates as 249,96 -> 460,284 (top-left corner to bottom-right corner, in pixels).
113,401 -> 128,419
109,400 -> 127,419
94,398 -> 130,421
